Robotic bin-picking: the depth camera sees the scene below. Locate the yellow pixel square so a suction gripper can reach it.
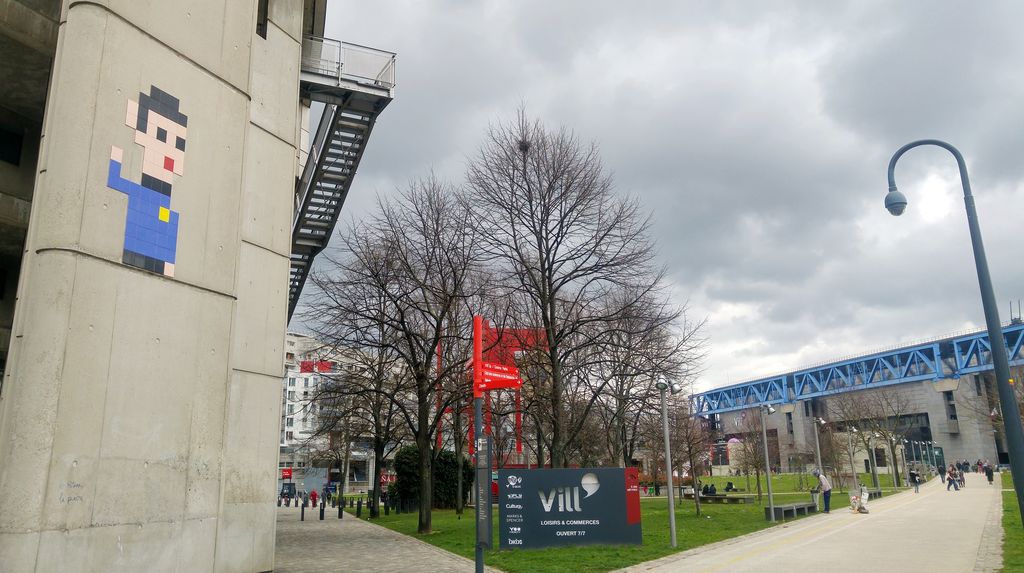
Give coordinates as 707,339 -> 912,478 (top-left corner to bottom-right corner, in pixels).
158,207 -> 170,222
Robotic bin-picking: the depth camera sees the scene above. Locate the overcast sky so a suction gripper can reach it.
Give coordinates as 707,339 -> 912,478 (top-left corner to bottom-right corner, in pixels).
319,1 -> 1024,392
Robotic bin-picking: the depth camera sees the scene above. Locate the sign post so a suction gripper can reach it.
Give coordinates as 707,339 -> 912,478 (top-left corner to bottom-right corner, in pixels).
473,316 -> 487,573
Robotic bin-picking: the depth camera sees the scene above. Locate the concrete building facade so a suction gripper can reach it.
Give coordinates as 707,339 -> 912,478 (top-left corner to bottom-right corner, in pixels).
0,1 -> 358,571
710,372 -> 1005,477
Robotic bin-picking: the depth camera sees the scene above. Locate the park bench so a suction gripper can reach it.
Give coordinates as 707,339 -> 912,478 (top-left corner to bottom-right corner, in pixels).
865,488 -> 883,500
681,493 -> 755,504
764,501 -> 817,521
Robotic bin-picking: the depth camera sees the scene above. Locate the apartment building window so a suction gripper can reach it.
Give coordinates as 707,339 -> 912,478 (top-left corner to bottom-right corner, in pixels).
286,431 -> 293,440
288,378 -> 296,387
803,401 -> 811,417
287,404 -> 294,415
786,412 -> 794,434
304,378 -> 310,388
286,417 -> 294,427
288,391 -> 296,400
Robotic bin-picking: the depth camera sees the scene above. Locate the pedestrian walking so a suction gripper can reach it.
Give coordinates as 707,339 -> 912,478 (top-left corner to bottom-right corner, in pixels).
939,464 -> 946,483
909,469 -> 921,493
985,462 -> 994,485
947,465 -> 960,491
958,468 -> 966,489
813,469 -> 832,513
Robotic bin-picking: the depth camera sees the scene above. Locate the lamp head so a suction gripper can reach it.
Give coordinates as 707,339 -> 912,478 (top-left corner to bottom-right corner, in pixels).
670,382 -> 683,394
816,417 -> 827,426
766,405 -> 776,415
655,376 -> 668,391
885,186 -> 908,216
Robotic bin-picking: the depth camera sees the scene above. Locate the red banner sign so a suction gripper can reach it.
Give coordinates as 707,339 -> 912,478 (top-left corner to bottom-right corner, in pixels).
281,468 -> 293,479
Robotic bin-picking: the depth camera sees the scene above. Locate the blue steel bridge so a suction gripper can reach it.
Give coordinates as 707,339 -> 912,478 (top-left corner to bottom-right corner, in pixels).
692,321 -> 1024,416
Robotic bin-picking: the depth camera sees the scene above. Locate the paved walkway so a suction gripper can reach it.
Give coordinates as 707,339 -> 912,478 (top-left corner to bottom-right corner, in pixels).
273,505 -> 501,573
614,472 -> 1003,573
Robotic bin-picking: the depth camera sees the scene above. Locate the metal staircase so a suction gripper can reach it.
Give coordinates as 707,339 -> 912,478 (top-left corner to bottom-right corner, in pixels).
289,36 -> 394,320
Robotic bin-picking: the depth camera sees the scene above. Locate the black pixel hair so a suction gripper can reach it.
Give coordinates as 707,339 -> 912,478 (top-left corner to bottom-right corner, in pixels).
136,85 -> 188,133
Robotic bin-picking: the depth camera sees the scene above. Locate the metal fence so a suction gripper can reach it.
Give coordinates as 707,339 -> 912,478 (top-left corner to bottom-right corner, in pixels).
301,35 -> 396,89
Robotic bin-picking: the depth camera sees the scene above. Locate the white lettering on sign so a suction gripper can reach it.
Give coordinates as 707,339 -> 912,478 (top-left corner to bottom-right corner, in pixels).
539,486 -> 583,513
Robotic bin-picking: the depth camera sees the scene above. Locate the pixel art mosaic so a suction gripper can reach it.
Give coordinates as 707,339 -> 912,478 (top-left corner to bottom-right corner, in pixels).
107,86 -> 187,277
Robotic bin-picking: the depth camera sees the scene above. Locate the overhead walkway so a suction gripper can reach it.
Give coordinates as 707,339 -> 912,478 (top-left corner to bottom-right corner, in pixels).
289,36 -> 395,320
693,321 -> 1024,415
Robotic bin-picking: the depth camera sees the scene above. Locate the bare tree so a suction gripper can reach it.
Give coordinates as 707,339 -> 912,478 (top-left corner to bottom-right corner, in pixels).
465,111 -> 667,467
671,398 -> 711,516
730,412 -> 769,503
306,175 -> 478,533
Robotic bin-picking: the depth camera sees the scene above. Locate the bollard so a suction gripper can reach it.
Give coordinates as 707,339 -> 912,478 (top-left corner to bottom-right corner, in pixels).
319,502 -> 325,520
356,499 -> 362,518
300,502 -> 305,521
331,497 -> 336,508
277,498 -> 281,507
349,498 -> 354,508
384,502 -> 389,516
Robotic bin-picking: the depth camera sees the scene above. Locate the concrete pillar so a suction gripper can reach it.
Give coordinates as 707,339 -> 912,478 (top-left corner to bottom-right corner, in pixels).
0,1 -> 303,571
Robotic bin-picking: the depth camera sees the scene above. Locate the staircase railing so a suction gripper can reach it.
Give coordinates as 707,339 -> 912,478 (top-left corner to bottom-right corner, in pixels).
301,36 -> 396,89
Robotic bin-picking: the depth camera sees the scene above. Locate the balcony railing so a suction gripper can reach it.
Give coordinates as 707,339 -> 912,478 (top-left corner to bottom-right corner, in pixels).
301,35 -> 396,89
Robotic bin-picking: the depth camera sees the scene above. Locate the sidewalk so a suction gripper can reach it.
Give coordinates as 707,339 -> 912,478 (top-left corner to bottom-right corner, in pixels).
273,506 -> 502,573
614,473 -> 1003,573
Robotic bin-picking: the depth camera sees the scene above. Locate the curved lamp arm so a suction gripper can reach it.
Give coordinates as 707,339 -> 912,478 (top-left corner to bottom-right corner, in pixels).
887,139 -> 972,197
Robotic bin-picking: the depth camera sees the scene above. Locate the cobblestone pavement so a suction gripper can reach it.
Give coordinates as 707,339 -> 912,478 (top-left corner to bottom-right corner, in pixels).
273,505 -> 502,573
614,473 -> 1002,573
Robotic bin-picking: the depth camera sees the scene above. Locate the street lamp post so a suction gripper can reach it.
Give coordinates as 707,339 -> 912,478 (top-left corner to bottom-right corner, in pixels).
901,440 -> 910,488
759,404 -> 777,523
812,417 -> 825,472
887,139 -> 1024,524
656,377 -> 682,547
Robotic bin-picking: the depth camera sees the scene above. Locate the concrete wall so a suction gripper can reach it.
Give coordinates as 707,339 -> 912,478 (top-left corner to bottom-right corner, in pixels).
0,1 -> 303,571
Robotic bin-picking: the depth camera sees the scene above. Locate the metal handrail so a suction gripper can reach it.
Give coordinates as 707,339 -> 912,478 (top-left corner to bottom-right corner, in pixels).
301,35 -> 396,89
294,103 -> 339,230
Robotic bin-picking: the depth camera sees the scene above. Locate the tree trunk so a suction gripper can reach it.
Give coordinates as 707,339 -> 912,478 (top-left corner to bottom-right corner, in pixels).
416,433 -> 433,533
550,371 -> 564,467
341,431 -> 352,496
755,469 -> 763,503
888,443 -> 901,488
415,378 -> 433,534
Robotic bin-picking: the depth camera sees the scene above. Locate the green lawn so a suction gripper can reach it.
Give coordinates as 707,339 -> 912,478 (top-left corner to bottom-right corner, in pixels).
1003,472 -> 1024,572
696,471 -> 904,496
349,497 -> 787,573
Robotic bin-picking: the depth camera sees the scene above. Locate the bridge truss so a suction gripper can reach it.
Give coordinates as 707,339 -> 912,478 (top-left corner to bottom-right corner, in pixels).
692,322 -> 1024,416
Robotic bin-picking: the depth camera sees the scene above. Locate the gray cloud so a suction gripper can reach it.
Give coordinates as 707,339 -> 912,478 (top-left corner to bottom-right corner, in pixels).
318,1 -> 1024,390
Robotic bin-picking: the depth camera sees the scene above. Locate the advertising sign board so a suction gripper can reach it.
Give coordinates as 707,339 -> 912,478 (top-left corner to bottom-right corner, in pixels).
281,468 -> 293,480
497,467 -> 642,549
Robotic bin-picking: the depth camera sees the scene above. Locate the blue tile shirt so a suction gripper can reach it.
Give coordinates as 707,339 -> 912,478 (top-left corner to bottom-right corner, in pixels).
107,159 -> 179,264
